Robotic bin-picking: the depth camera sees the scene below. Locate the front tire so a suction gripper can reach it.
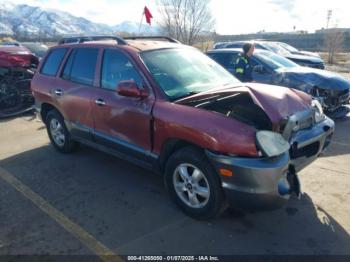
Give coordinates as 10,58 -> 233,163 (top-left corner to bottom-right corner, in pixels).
46,110 -> 78,153
164,147 -> 226,220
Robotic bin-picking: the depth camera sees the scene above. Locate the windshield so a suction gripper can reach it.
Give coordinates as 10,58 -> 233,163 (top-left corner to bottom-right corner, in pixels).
256,51 -> 299,70
278,42 -> 298,53
263,42 -> 290,56
141,48 -> 240,100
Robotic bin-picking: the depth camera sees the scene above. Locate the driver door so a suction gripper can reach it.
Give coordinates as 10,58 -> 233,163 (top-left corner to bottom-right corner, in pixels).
251,58 -> 272,84
92,49 -> 155,162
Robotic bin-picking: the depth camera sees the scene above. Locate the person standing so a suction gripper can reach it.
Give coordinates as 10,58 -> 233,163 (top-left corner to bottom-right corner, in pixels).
234,43 -> 255,82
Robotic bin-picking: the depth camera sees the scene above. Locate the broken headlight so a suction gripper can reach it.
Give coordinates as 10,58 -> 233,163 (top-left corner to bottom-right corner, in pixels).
312,99 -> 325,123
256,131 -> 290,157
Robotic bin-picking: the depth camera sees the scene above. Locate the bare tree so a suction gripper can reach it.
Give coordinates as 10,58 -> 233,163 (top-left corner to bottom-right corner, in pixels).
324,28 -> 345,64
157,0 -> 215,45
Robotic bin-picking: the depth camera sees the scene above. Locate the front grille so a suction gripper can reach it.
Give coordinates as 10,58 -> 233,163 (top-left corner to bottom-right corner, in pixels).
290,141 -> 320,159
337,88 -> 350,97
324,88 -> 350,107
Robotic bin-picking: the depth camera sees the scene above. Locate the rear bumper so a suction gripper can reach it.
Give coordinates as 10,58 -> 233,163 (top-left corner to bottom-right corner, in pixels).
205,117 -> 334,210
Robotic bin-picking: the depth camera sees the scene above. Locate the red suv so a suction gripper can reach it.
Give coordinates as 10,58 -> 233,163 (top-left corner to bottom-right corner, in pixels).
31,36 -> 334,219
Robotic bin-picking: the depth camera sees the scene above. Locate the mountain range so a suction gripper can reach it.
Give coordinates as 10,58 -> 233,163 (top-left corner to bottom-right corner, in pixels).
0,2 -> 159,38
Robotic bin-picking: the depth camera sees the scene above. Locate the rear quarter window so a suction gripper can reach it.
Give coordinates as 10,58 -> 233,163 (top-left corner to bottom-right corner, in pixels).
41,48 -> 67,76
61,48 -> 99,86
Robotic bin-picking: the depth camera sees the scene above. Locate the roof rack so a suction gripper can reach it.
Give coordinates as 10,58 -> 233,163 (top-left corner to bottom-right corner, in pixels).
58,35 -> 127,45
124,36 -> 181,44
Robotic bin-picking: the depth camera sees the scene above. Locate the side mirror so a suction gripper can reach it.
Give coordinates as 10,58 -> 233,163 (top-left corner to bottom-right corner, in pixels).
253,65 -> 265,73
116,80 -> 148,99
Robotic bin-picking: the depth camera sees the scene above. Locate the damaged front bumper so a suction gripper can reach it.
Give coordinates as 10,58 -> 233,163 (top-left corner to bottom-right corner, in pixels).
314,88 -> 350,113
289,116 -> 334,171
206,150 -> 294,210
205,116 -> 334,210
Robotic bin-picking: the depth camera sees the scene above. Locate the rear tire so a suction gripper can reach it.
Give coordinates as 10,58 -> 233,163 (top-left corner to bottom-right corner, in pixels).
46,110 -> 78,153
164,146 -> 226,220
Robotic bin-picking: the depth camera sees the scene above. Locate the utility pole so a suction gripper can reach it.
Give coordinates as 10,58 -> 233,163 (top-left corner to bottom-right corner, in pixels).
326,10 -> 333,29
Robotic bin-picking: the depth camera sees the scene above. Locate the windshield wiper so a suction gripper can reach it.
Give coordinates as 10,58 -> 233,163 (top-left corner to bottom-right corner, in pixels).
173,91 -> 199,101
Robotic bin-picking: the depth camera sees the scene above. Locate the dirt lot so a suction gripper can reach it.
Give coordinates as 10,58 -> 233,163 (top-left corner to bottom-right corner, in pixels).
0,112 -> 350,258
320,52 -> 350,79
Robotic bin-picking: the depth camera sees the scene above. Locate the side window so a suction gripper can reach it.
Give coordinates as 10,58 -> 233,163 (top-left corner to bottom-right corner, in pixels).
209,53 -> 237,69
227,53 -> 238,68
101,49 -> 142,90
62,49 -> 75,80
250,57 -> 261,67
226,43 -> 242,49
41,48 -> 67,76
208,53 -> 226,67
62,48 -> 98,86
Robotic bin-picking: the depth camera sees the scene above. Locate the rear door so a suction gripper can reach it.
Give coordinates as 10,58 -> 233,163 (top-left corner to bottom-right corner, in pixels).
54,47 -> 99,140
92,48 -> 155,162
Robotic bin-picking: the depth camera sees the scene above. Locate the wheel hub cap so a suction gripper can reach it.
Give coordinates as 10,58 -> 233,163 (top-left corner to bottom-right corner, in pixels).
49,118 -> 65,147
173,163 -> 210,209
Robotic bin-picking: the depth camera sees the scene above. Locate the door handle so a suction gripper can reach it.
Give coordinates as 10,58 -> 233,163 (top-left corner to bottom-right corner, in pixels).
54,89 -> 63,96
95,99 -> 106,106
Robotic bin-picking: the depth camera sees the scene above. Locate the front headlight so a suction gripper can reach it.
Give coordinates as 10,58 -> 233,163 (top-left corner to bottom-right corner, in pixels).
312,99 -> 325,123
256,131 -> 290,157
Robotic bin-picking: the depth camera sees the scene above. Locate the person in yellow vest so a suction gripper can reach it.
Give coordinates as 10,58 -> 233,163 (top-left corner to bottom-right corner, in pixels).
234,43 -> 255,82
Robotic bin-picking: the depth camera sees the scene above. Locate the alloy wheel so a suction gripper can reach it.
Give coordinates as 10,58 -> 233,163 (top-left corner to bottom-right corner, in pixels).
49,118 -> 65,147
173,163 -> 210,209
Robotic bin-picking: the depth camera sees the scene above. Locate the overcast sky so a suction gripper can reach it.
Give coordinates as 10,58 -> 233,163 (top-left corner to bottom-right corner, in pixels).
9,0 -> 350,34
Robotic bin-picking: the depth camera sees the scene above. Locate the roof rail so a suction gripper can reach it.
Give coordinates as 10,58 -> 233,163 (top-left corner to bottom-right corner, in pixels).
124,36 -> 181,44
58,35 -> 127,45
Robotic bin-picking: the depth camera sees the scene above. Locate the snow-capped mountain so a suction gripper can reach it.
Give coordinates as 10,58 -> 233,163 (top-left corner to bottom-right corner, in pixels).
0,2 -> 159,38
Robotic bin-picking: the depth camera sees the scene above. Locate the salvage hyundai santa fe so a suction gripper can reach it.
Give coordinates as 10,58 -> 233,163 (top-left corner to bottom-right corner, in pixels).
31,36 -> 334,219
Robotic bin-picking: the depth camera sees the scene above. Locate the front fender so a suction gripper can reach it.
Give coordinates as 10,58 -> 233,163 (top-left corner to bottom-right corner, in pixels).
152,101 -> 259,157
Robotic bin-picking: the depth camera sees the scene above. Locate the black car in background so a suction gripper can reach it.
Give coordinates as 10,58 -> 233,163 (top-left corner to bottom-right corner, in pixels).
214,41 -> 325,69
207,48 -> 349,116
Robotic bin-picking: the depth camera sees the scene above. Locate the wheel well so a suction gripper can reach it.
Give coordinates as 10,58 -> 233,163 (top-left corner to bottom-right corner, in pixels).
40,103 -> 58,123
159,139 -> 202,172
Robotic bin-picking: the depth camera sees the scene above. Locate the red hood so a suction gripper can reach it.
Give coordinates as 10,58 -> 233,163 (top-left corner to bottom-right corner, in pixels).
177,83 -> 312,124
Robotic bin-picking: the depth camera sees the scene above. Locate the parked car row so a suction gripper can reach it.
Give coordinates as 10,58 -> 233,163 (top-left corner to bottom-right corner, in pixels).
30,35 -> 336,219
207,48 -> 350,115
213,40 -> 325,69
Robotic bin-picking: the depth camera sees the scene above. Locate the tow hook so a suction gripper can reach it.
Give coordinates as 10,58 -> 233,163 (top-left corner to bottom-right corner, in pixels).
287,166 -> 301,199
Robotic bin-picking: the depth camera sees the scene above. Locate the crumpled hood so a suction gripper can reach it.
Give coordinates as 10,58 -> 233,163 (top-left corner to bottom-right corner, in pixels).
177,83 -> 311,124
277,66 -> 350,91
